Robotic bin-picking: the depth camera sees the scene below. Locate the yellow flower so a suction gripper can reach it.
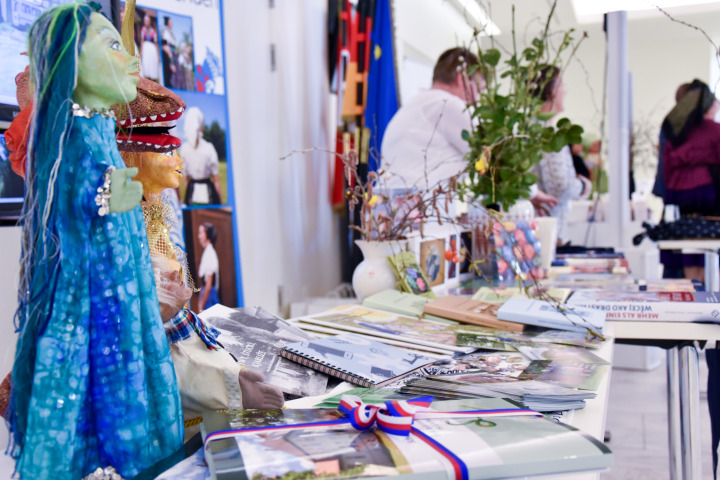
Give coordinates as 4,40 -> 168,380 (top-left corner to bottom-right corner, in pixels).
368,194 -> 378,206
475,146 -> 491,174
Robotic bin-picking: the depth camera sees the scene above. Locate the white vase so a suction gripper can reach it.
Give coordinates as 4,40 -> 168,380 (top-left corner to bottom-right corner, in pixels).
352,240 -> 408,301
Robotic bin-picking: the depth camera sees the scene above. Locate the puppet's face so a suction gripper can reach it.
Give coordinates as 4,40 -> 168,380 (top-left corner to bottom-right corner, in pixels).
130,150 -> 184,195
75,12 -> 139,109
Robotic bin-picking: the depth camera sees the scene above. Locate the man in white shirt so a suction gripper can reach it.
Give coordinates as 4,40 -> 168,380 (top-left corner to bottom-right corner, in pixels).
381,47 -> 557,210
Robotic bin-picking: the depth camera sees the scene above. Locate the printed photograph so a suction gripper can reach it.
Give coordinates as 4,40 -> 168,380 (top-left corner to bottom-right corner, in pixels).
419,238 -> 445,287
132,6 -> 161,83
200,305 -> 328,397
175,90 -> 229,206
458,231 -> 473,275
183,207 -> 237,310
158,11 -> 195,91
388,252 -> 434,297
447,234 -> 457,280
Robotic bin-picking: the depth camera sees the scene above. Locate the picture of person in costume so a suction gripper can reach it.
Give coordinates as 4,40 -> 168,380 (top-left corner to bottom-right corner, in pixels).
180,106 -> 223,205
137,9 -> 160,82
197,221 -> 220,311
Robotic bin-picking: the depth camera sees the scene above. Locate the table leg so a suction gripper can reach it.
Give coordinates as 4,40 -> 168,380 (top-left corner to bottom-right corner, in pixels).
679,345 -> 703,479
667,347 -> 682,479
704,250 -> 719,292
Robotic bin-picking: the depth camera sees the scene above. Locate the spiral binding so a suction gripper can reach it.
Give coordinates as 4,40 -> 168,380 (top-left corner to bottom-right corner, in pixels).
280,347 -> 373,388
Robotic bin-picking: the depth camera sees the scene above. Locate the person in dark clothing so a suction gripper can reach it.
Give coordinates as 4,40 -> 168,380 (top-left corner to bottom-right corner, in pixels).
661,78 -> 720,479
570,143 -> 591,180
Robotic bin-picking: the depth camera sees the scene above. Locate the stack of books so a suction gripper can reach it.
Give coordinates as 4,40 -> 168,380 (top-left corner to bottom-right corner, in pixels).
201,397 -> 612,480
566,289 -> 720,322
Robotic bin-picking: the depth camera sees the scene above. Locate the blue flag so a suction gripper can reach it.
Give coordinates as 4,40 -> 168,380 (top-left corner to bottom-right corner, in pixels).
364,0 -> 399,173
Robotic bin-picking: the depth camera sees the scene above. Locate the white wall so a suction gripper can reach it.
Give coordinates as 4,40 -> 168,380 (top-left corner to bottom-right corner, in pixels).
223,0 -> 340,315
0,225 -> 20,457
393,0 -> 478,103
562,27 -> 713,179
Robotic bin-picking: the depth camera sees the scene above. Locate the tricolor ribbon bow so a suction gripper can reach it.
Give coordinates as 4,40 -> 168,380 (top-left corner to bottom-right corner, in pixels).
338,394 -> 434,436
337,394 -> 541,437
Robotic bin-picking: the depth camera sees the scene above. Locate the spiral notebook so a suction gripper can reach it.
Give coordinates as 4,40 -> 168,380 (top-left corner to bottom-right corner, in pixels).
279,333 -> 436,388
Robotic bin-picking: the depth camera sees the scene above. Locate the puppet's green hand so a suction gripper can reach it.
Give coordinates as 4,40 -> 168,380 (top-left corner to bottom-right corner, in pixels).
109,167 -> 143,213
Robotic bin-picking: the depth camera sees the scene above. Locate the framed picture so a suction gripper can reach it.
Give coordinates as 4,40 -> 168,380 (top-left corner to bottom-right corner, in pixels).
183,207 -> 238,311
419,238 -> 445,287
387,251 -> 435,299
447,234 -> 457,280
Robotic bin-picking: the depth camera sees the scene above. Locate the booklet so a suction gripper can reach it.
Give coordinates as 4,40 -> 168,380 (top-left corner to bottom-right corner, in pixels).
200,305 -> 329,397
201,397 -> 612,480
496,297 -> 606,334
280,333 -> 436,388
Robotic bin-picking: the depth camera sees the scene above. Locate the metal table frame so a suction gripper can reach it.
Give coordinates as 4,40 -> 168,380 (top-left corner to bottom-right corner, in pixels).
611,320 -> 720,480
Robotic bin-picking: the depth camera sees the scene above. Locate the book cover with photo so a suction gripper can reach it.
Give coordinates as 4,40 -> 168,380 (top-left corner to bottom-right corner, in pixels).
292,304 -> 504,353
387,251 -> 436,299
514,344 -> 610,365
496,297 -> 606,333
399,379 -> 593,412
200,304 -> 329,397
567,290 -> 720,322
430,351 -> 532,381
280,333 -> 436,388
201,397 -> 612,480
519,360 -> 609,391
471,286 -> 573,304
527,328 -> 609,350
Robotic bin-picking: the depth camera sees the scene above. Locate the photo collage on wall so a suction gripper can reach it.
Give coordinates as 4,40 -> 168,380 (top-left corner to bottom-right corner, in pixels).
127,0 -> 242,309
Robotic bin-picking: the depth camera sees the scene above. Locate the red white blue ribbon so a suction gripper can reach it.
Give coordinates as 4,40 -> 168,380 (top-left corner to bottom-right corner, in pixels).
337,394 -> 540,437
204,395 -> 541,480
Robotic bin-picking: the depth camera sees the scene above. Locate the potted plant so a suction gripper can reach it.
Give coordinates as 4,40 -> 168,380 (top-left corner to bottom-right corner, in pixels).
459,2 -> 585,212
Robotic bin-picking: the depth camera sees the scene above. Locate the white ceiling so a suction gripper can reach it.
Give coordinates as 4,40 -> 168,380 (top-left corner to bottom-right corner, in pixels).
477,0 -> 720,41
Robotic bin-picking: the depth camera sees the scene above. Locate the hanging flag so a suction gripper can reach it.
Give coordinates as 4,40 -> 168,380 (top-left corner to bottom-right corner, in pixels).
364,0 -> 399,174
340,0 -> 374,120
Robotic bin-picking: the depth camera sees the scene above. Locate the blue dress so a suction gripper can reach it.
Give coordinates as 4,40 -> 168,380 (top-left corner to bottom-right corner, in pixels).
13,114 -> 184,479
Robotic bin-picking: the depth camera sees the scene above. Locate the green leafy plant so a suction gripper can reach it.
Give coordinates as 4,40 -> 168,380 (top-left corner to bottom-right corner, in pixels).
459,2 -> 585,210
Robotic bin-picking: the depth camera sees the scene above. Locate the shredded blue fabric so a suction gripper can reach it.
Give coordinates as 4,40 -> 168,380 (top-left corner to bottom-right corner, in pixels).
10,4 -> 183,478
